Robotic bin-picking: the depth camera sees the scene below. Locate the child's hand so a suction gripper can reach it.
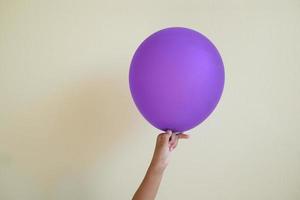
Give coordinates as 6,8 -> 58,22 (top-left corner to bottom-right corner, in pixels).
150,130 -> 189,172
132,130 -> 189,200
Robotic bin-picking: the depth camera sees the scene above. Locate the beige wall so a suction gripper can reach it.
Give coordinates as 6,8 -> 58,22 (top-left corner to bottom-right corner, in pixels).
0,0 -> 299,199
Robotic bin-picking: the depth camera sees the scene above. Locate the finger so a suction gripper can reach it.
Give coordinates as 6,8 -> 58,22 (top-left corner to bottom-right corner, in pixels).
169,133 -> 178,151
165,130 -> 172,142
168,133 -> 175,150
171,135 -> 179,150
157,131 -> 172,144
170,132 -> 176,144
178,133 -> 190,139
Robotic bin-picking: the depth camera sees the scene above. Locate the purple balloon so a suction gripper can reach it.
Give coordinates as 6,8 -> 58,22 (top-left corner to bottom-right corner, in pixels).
129,27 -> 225,132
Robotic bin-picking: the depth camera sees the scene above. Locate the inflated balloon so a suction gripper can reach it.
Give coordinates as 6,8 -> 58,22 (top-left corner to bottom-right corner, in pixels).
129,27 -> 225,132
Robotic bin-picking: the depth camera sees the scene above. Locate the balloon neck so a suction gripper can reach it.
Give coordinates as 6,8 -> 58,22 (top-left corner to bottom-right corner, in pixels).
165,130 -> 182,134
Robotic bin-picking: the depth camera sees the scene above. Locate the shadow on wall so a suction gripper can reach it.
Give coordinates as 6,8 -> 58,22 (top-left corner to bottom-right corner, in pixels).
0,74 -> 135,199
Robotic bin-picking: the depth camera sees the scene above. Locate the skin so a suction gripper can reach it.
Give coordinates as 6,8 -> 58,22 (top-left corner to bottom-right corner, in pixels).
132,130 -> 189,200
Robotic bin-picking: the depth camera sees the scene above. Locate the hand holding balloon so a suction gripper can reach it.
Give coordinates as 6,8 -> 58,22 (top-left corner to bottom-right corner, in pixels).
132,131 -> 189,200
150,131 -> 189,172
131,28 -> 223,199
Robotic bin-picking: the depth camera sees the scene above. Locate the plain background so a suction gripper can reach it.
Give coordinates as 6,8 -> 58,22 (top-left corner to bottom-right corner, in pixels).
0,0 -> 299,199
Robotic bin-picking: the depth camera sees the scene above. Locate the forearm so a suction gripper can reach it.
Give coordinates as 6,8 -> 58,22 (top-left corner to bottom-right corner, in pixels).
132,163 -> 165,200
